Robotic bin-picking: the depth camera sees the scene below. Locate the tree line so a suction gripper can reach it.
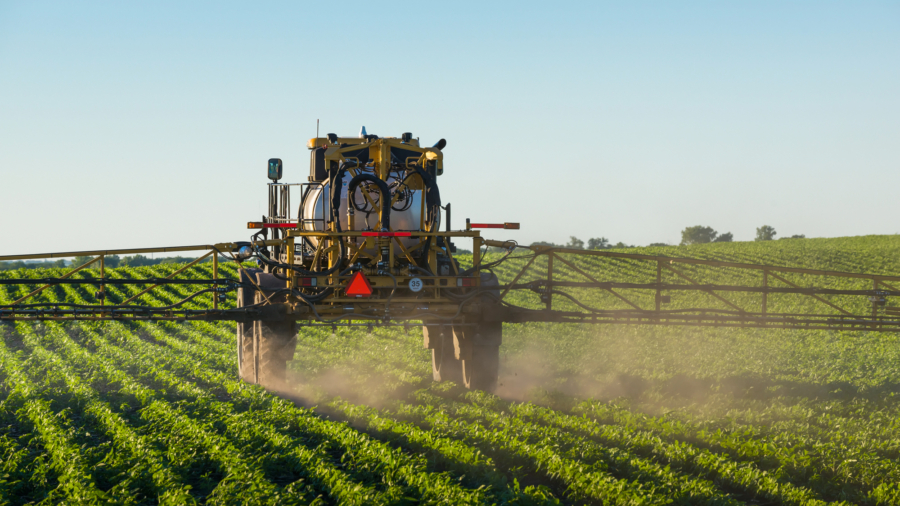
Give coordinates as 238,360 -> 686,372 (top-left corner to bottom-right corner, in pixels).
681,225 -> 804,245
530,225 -> 805,250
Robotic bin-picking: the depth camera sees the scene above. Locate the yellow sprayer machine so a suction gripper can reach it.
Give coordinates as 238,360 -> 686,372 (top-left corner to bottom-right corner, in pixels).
4,128 -> 900,392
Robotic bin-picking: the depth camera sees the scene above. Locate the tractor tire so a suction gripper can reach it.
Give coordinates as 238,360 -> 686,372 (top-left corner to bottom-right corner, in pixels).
236,269 -> 262,384
462,345 -> 500,392
424,272 -> 504,392
237,323 -> 256,383
235,268 -> 296,388
455,321 -> 502,392
254,318 -> 296,387
425,325 -> 463,384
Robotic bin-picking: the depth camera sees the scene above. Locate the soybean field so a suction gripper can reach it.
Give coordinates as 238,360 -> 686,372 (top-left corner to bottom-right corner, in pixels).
4,235 -> 900,505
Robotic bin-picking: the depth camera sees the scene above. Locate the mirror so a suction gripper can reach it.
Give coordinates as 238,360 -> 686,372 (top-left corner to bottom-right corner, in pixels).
268,158 -> 283,182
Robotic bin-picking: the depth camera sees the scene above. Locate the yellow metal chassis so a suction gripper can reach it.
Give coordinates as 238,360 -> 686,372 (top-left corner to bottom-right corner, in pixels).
277,229 -> 486,321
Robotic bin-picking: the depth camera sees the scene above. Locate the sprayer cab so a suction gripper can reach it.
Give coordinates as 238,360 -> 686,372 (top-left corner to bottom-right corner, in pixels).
306,132 -> 444,183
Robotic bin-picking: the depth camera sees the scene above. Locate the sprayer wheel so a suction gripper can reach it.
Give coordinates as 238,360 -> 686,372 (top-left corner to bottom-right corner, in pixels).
235,268 -> 296,387
428,326 -> 463,384
237,321 -> 257,384
236,285 -> 258,384
461,345 -> 500,392
255,320 -> 296,388
459,321 -> 502,392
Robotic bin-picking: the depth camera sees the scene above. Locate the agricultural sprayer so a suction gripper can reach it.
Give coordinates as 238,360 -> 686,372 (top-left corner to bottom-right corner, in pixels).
4,128 -> 900,392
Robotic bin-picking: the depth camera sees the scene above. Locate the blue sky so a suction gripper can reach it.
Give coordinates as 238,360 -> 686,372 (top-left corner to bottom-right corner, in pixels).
1,1 -> 898,255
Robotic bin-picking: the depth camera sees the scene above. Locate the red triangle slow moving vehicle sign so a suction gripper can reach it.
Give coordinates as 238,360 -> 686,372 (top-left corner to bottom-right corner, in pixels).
345,271 -> 374,297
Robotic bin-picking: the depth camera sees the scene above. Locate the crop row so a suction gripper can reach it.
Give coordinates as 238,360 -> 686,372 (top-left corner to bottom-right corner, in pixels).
571,399 -> 900,504
40,277 -> 511,505
0,329 -> 112,503
398,388 -> 838,505
79,258 -> 900,504
5,236 -> 900,504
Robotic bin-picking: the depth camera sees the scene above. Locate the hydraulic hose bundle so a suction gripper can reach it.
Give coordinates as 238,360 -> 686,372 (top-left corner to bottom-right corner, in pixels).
254,158 -> 442,279
408,163 -> 441,270
410,163 -> 441,227
347,173 -> 392,230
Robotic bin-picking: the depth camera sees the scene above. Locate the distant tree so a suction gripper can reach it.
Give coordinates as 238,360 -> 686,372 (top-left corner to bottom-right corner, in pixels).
2,260 -> 68,271
713,232 -> 733,243
680,225 -> 718,245
104,255 -> 121,268
159,256 -> 194,265
648,242 -> 670,247
566,236 -> 585,249
611,241 -> 632,248
755,225 -> 777,241
530,241 -> 559,248
791,234 -> 805,239
72,256 -> 94,268
121,254 -> 152,267
587,237 -> 609,250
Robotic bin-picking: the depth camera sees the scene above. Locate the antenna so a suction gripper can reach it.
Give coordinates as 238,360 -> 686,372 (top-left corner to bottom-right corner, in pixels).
316,119 -> 319,140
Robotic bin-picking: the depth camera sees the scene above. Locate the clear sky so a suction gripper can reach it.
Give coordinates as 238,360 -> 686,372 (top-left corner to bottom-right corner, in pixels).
1,1 -> 898,256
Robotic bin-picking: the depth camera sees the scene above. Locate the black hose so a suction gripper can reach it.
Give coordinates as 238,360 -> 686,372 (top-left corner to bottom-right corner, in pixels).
411,163 -> 441,221
329,161 -> 358,230
460,247 -> 515,276
377,270 -> 398,311
405,163 -> 442,268
252,247 -> 345,280
408,265 -> 434,277
348,174 -> 392,230
389,180 -> 414,212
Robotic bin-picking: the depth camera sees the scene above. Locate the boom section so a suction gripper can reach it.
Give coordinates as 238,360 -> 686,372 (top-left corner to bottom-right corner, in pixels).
483,244 -> 900,332
2,241 -> 900,332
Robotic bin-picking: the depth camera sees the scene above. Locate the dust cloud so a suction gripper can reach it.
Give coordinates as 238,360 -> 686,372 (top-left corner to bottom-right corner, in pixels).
258,341 -> 428,410
285,365 -> 409,409
495,339 -> 652,405
255,324 -> 771,417
491,325 -> 757,413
